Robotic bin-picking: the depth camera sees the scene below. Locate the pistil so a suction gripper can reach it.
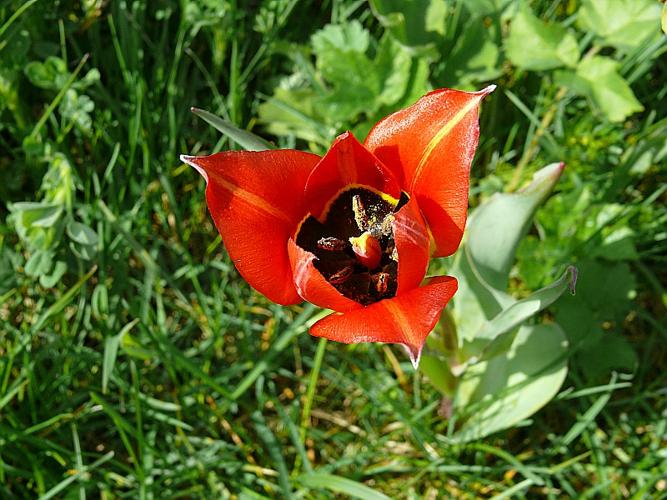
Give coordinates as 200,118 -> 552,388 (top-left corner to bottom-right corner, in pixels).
349,232 -> 382,269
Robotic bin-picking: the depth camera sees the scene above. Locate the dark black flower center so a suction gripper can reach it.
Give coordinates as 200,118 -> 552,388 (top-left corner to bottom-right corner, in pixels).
295,186 -> 408,305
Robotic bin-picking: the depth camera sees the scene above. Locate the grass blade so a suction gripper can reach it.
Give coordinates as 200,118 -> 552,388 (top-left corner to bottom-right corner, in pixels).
298,472 -> 391,500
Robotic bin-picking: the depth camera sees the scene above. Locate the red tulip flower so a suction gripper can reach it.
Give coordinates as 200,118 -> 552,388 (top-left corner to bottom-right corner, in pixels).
181,86 -> 495,367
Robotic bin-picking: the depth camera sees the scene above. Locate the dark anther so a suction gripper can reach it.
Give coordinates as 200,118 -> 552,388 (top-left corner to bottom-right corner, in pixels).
317,237 -> 348,251
329,265 -> 354,284
373,272 -> 389,294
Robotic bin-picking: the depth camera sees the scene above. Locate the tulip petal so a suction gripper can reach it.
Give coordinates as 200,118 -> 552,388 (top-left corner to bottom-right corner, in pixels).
365,86 -> 495,257
304,132 -> 401,219
287,238 -> 361,312
393,197 -> 430,293
181,150 -> 320,305
310,276 -> 458,367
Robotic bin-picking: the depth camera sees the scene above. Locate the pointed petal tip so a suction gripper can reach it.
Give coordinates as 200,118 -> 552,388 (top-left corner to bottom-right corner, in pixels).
403,343 -> 423,370
481,84 -> 497,96
179,154 -> 209,183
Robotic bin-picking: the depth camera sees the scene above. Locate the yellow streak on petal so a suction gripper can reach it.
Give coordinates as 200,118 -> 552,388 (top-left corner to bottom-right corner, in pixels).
181,154 -> 293,225
214,175 -> 293,225
410,93 -> 485,191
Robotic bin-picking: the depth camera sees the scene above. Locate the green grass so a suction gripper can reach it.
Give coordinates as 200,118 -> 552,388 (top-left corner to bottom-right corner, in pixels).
1,0 -> 666,498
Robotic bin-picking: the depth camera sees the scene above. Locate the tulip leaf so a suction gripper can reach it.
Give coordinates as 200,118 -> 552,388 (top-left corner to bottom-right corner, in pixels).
467,162 -> 564,291
191,107 -> 273,151
450,245 -> 515,349
556,56 -> 644,123
577,0 -> 662,50
420,353 -> 457,396
453,324 -> 568,442
463,266 -> 577,361
505,4 -> 579,70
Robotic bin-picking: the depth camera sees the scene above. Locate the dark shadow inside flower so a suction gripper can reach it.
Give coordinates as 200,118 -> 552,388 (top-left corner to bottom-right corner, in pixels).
295,186 -> 409,306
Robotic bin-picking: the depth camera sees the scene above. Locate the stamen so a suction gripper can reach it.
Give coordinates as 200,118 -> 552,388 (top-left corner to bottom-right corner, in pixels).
373,272 -> 389,294
368,213 -> 395,238
329,265 -> 354,284
390,246 -> 398,262
317,237 -> 347,251
295,187 -> 406,306
352,194 -> 369,231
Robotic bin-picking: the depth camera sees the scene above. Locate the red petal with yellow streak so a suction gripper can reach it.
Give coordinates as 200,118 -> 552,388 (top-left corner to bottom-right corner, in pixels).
310,276 -> 458,367
181,150 -> 320,305
287,239 -> 361,313
365,86 -> 495,257
304,132 -> 401,219
393,197 -> 430,294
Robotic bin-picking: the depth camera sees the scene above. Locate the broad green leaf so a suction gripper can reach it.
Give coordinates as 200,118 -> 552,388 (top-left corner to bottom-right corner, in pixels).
462,0 -> 515,16
25,249 -> 54,277
441,17 -> 502,86
8,202 -> 63,251
575,56 -> 644,122
39,261 -> 67,288
24,56 -> 68,90
454,324 -> 568,442
190,107 -> 272,151
505,4 -> 580,70
577,0 -> 662,50
258,87 -> 333,147
69,239 -> 97,261
576,334 -> 637,381
312,20 -> 370,54
369,0 -> 447,48
591,226 -> 638,261
298,472 -> 391,500
375,34 -> 420,106
66,220 -> 98,246
663,3 -> 667,35
467,162 -> 564,290
9,202 -> 63,229
311,22 -> 381,121
466,266 -> 577,361
555,259 -> 636,353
